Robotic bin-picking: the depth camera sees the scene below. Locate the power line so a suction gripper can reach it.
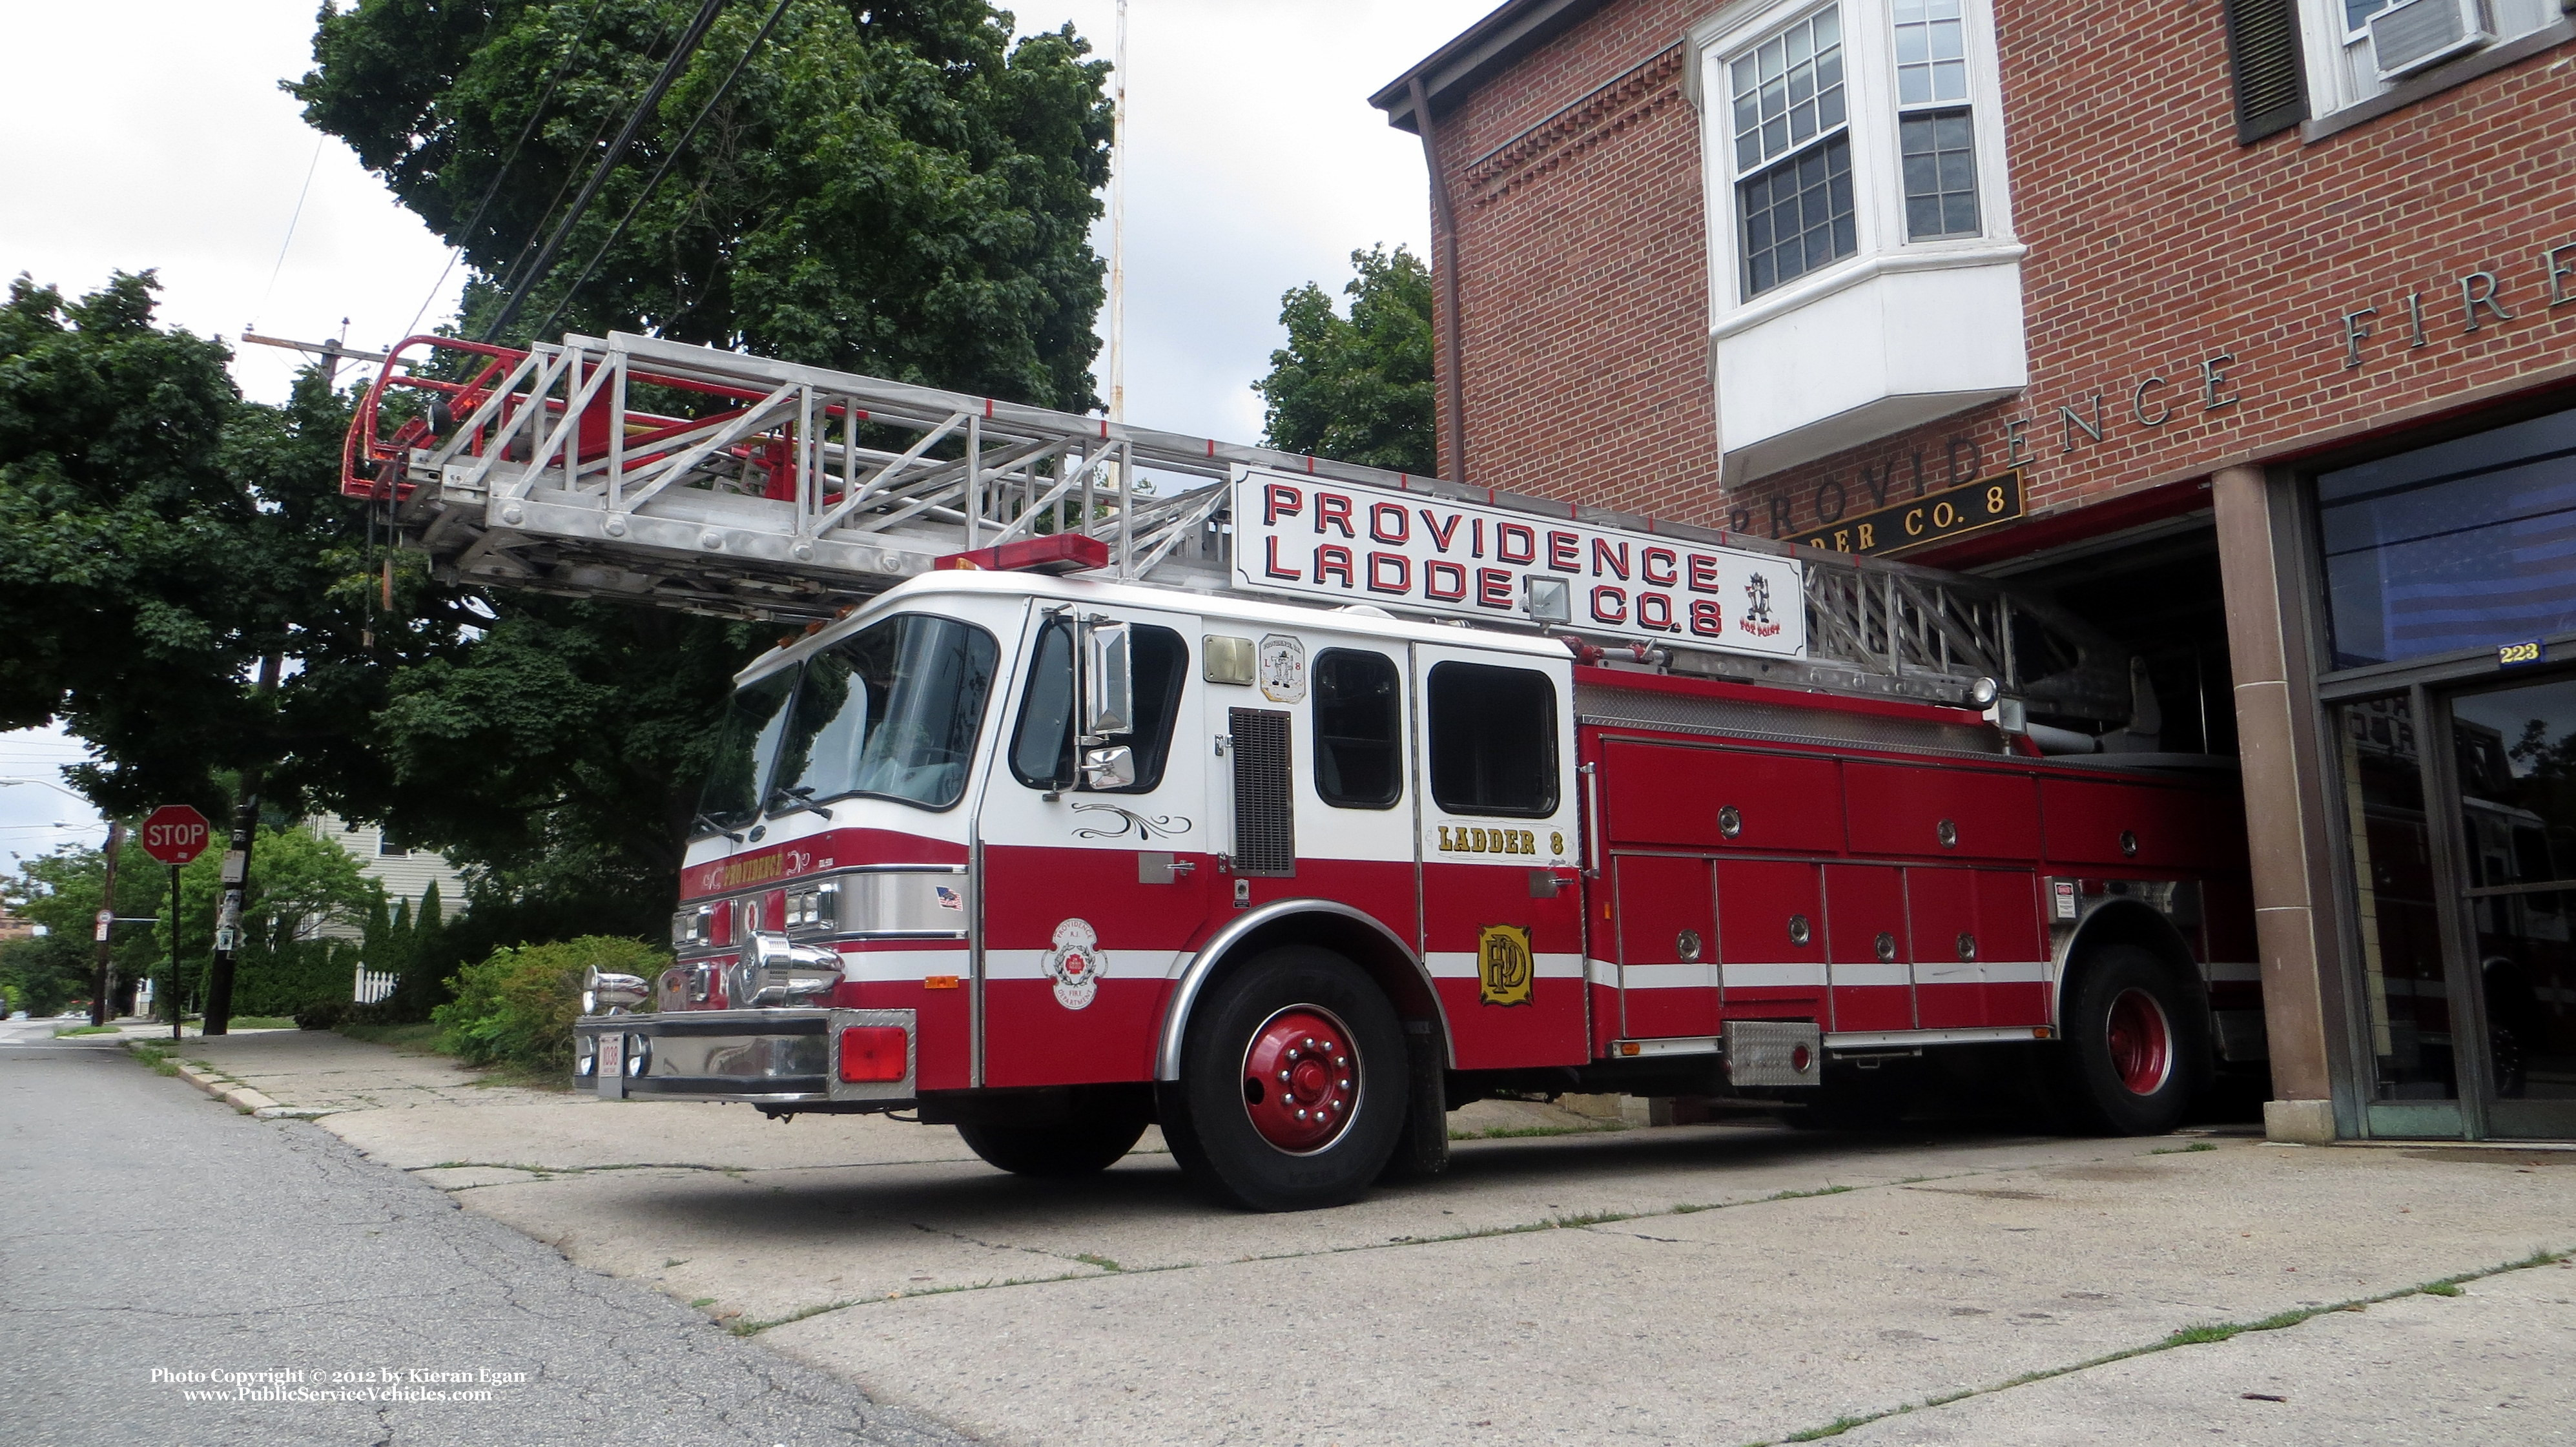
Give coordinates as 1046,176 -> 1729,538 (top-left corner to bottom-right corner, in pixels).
482,11 -> 683,323
399,0 -> 617,343
480,0 -> 735,342
528,0 -> 793,341
252,134 -> 327,329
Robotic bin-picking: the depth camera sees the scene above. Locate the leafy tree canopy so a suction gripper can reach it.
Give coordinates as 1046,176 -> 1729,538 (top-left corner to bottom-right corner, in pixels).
293,0 -> 1112,406
0,273 -> 471,817
1253,244 -> 1436,476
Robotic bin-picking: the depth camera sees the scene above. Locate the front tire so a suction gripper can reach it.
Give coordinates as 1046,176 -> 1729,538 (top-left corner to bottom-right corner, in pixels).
1165,945 -> 1405,1211
2052,945 -> 2207,1134
956,1113 -> 1148,1178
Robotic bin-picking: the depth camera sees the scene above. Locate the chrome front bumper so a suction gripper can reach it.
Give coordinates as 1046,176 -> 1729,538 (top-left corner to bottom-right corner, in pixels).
572,1007 -> 914,1104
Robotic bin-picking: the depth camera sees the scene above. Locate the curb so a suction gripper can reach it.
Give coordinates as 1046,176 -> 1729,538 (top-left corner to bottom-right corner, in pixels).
126,1041 -> 331,1120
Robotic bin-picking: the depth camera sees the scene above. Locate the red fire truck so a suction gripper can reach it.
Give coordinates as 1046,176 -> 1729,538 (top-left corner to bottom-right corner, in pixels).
349,331 -> 2259,1211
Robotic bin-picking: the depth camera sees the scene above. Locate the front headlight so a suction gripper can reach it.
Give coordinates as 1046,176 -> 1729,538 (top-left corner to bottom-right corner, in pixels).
785,880 -> 840,932
672,902 -> 716,949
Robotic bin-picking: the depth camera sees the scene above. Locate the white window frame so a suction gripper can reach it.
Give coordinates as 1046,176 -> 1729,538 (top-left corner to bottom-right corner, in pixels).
1693,0 -> 2018,327
2298,0 -> 2564,116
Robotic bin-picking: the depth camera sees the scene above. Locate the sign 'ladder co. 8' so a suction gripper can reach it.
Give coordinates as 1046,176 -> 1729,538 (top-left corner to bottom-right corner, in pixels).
345,331 -> 2138,726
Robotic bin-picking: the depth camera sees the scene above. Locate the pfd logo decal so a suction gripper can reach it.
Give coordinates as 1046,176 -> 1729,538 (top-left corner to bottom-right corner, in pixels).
1478,923 -> 1534,1008
1046,918 -> 1105,1011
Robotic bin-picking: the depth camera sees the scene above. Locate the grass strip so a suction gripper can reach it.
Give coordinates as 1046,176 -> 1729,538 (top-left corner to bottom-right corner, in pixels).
124,1041 -> 181,1076
1751,1245 -> 2573,1444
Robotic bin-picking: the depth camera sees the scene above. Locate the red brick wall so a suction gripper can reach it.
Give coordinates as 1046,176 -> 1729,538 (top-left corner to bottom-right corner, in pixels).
1434,0 -> 2576,544
1431,0 -> 1725,522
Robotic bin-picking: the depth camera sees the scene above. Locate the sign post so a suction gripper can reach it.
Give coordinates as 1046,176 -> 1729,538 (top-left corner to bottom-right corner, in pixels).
139,806 -> 212,1040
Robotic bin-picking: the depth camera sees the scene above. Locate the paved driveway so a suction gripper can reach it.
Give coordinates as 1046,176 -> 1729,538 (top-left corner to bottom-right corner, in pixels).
146,1030 -> 2576,1446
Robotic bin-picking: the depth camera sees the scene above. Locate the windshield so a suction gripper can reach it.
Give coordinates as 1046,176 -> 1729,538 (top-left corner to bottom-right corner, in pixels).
696,666 -> 800,833
771,615 -> 1000,811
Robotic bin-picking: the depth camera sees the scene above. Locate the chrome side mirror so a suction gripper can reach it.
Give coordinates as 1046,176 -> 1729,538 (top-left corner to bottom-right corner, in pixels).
1082,744 -> 1138,790
1080,617 -> 1134,740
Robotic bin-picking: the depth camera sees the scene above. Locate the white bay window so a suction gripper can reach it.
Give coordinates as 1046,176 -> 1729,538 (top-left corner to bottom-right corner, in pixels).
1695,0 -> 2026,482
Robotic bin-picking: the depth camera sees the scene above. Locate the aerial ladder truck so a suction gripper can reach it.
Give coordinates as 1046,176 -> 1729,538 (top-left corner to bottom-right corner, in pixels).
341,330 -> 2258,1211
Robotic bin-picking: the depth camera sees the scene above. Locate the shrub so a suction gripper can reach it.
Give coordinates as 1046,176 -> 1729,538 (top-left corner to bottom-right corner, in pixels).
432,936 -> 668,1074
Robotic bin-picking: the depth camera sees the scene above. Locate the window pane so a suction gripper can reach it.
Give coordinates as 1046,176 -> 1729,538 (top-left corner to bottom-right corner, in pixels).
1314,650 -> 1402,809
1428,662 -> 1558,817
1729,6 -> 1846,172
1740,132 -> 1856,297
697,666 -> 799,832
1897,108 -> 1979,240
2317,408 -> 2576,668
1893,3 -> 1971,110
2335,695 -> 2457,1102
774,615 -> 999,812
1009,620 -> 1190,793
2451,677 -> 2576,1101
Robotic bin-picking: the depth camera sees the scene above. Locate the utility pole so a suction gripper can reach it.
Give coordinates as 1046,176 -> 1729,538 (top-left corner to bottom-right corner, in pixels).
1108,0 -> 1127,427
88,818 -> 124,1027
203,653 -> 282,1036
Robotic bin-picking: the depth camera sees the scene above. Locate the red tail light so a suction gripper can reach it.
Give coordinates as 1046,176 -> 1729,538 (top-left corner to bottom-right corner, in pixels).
838,1026 -> 909,1082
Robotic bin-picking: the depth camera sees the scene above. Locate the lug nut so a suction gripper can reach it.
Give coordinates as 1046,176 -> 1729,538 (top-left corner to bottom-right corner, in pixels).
1286,1049 -> 1300,1062
1334,1056 -> 1348,1068
1339,1078 -> 1351,1091
1278,1069 -> 1291,1083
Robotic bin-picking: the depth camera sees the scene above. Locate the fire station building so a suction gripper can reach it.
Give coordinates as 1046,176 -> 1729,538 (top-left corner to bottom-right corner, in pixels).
1377,0 -> 2576,1141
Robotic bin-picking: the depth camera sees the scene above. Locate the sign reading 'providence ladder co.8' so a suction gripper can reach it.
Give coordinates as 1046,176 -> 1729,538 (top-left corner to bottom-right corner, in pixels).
1230,469 -> 1806,657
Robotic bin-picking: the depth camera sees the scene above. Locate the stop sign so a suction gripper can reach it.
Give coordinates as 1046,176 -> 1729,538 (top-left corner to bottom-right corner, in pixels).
139,805 -> 213,866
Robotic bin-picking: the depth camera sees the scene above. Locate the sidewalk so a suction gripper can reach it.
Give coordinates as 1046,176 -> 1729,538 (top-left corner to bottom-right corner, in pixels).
127,1027 -> 2576,1446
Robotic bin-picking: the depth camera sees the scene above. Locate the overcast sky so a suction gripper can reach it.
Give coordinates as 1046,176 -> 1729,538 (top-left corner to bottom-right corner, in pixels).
0,0 -> 1494,863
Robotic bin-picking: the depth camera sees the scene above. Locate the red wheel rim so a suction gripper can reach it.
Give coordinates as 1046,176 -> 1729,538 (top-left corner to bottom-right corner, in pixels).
2105,987 -> 2172,1096
1241,1006 -> 1360,1154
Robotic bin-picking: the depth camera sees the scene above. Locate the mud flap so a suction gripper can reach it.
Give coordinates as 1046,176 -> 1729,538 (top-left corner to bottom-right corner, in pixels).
1380,1021 -> 1450,1182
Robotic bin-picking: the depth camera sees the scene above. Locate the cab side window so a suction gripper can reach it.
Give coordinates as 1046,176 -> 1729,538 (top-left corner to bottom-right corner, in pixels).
1427,661 -> 1558,817
1314,649 -> 1401,808
1009,619 -> 1188,792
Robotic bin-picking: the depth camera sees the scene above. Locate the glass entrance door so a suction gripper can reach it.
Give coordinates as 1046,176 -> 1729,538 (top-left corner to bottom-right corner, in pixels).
2446,675 -> 2576,1136
2337,676 -> 2576,1138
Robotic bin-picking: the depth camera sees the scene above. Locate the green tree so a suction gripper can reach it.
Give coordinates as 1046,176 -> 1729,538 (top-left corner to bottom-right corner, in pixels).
291,0 -> 1113,406
145,823 -> 380,1017
0,273 -> 475,817
0,834 -> 169,1015
1253,245 -> 1436,475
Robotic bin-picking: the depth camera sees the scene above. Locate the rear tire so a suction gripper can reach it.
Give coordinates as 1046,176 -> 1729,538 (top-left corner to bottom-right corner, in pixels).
956,1113 -> 1148,1178
2052,945 -> 2207,1135
1166,945 -> 1405,1211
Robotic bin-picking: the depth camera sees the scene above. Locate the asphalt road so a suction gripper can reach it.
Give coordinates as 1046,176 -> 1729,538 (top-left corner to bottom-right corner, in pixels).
0,1035 -> 973,1447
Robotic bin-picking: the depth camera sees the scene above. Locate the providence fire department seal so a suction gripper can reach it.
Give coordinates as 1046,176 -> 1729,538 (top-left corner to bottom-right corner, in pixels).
1478,923 -> 1534,1008
1046,918 -> 1105,1011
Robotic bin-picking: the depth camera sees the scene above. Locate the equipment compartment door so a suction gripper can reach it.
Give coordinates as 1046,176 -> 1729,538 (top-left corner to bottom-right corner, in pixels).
1824,863 -> 1913,1032
1906,866 -> 1985,1028
1414,644 -> 1587,1069
1614,854 -> 1719,1040
978,602 -> 1214,1086
1714,858 -> 1826,1020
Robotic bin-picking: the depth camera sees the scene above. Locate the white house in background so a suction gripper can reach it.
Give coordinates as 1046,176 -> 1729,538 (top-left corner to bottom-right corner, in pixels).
306,812 -> 470,938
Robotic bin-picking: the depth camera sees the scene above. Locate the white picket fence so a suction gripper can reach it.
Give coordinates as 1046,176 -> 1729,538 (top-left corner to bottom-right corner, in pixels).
353,967 -> 398,1005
